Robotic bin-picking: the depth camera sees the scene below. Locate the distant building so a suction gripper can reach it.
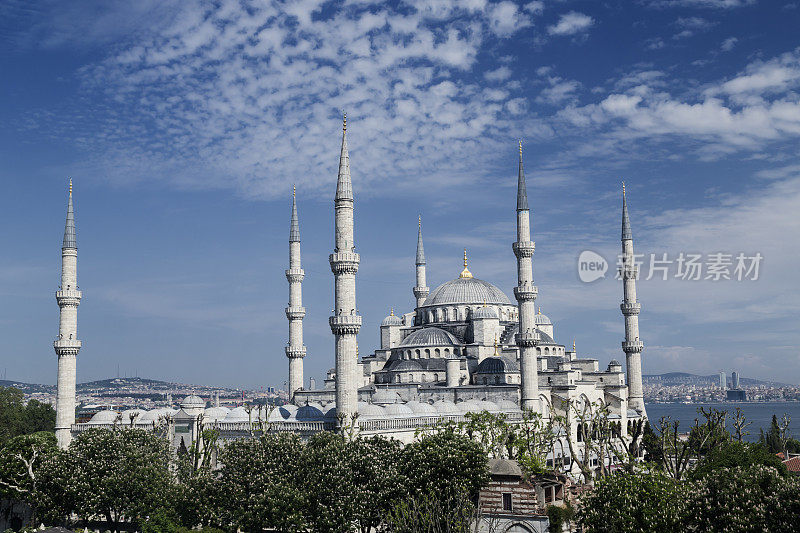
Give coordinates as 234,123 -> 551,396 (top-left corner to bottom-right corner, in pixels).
732,371 -> 740,389
719,370 -> 726,389
727,389 -> 747,401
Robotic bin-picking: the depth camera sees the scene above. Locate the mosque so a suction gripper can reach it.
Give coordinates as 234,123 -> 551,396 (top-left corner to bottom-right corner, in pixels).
60,117 -> 646,463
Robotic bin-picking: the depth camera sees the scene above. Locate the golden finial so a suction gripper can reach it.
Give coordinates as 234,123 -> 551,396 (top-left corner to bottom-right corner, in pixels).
356,343 -> 359,357
293,184 -> 296,199
573,339 -> 576,352
483,299 -> 486,307
459,248 -> 473,278
343,112 -> 347,132
494,335 -> 499,356
390,307 -> 394,316
538,307 -> 541,315
518,139 -> 522,157
69,178 -> 72,195
418,215 -> 421,229
622,180 -> 626,197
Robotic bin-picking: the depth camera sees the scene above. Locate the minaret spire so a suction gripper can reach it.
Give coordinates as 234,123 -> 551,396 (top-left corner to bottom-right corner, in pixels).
413,215 -> 429,308
54,179 -> 82,448
286,186 -> 306,400
330,114 -> 361,431
513,142 -> 540,413
620,182 -> 645,415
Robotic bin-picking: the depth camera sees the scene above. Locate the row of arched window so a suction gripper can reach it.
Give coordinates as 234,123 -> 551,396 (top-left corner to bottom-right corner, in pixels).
419,306 -> 518,324
399,347 -> 460,360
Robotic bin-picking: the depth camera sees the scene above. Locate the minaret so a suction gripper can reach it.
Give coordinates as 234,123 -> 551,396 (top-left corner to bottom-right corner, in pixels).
513,142 -> 540,413
285,186 -> 306,400
620,183 -> 645,415
54,179 -> 82,449
329,114 -> 361,428
413,216 -> 429,308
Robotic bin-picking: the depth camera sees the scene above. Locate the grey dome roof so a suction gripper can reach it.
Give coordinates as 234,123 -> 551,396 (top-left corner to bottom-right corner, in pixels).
383,403 -> 414,416
405,401 -> 438,415
489,458 -> 523,477
372,388 -> 400,405
399,327 -> 459,347
609,359 -> 621,366
268,405 -> 297,422
181,395 -> 205,408
475,356 -> 520,374
381,313 -> 402,326
296,403 -> 324,421
223,406 -> 250,422
393,359 -> 423,372
473,306 -> 498,319
432,400 -> 460,414
534,313 -> 552,325
358,402 -> 386,418
423,277 -> 512,307
89,410 -> 119,424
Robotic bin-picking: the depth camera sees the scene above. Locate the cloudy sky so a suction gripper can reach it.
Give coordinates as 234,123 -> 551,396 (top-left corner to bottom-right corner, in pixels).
1,0 -> 799,389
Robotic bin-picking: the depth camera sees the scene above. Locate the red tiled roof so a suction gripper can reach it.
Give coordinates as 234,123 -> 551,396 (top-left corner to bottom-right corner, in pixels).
776,452 -> 786,460
783,456 -> 800,472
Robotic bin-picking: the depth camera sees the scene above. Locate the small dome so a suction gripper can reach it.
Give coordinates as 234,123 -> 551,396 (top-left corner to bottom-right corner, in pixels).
393,359 -> 423,372
89,410 -> 119,424
223,406 -> 250,423
405,401 -> 438,415
489,458 -> 523,477
475,356 -> 520,374
383,403 -> 414,416
323,405 -> 338,420
609,359 -> 621,366
203,407 -> 230,421
432,400 -> 460,414
497,399 -> 520,412
473,306 -> 498,319
399,327 -> 459,347
382,313 -> 402,326
424,277 -> 512,306
139,408 -> 171,423
477,400 -> 500,412
358,402 -> 386,419
373,388 -> 401,405
458,400 -> 482,414
534,313 -> 552,325
181,395 -> 206,409
120,409 -> 143,421
268,405 -> 298,422
295,403 -> 324,421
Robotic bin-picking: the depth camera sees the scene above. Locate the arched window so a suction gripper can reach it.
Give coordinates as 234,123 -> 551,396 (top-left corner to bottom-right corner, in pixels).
444,348 -> 450,356
409,374 -> 415,382
433,373 -> 439,381
421,374 -> 427,382
415,349 -> 420,358
483,377 -> 488,385
544,347 -> 550,355
424,349 -> 430,358
536,347 -> 542,354
435,348 -> 440,357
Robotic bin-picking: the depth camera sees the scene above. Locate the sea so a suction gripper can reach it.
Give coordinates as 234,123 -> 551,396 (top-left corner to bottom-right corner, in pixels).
645,402 -> 800,442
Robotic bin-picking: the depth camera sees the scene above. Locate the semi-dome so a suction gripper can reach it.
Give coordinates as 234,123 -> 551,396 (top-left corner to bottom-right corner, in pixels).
534,312 -> 552,325
423,277 -> 512,307
475,356 -> 520,374
399,327 -> 459,347
358,402 -> 386,419
392,360 -> 423,372
89,409 -> 119,424
473,306 -> 498,319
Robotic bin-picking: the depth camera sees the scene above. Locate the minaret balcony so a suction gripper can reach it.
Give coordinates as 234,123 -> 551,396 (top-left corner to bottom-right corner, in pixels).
285,306 -> 306,320
329,314 -> 362,335
55,289 -> 82,305
622,340 -> 644,353
329,252 -> 360,274
413,287 -> 430,298
620,302 -> 641,315
285,268 -> 305,283
513,241 -> 535,258
514,286 -> 538,301
54,339 -> 82,354
285,345 -> 307,359
515,331 -> 540,347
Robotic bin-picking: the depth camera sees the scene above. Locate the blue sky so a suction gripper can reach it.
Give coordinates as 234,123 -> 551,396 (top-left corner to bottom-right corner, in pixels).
1,0 -> 799,388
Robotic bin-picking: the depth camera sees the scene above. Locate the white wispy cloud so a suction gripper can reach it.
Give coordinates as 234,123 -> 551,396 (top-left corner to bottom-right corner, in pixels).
547,12 -> 594,36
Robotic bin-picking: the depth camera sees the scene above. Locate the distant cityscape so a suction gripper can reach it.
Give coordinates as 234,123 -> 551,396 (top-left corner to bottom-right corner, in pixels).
643,371 -> 799,404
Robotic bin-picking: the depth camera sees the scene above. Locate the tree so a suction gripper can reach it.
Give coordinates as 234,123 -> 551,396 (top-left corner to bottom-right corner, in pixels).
400,427 -> 488,503
578,470 -> 688,532
0,431 -> 58,524
44,428 -> 174,529
640,420 -> 662,466
347,436 -> 405,533
386,488 -> 479,533
0,387 -> 56,444
691,440 -> 787,480
215,432 -> 307,533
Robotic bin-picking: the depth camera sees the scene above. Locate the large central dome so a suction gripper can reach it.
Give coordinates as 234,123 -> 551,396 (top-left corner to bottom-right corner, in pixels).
423,277 -> 512,307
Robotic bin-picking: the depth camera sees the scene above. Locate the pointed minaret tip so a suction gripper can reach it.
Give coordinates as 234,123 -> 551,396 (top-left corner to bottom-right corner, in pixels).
289,186 -> 300,242
335,113 -> 353,202
416,216 -> 426,265
517,141 -> 529,211
621,180 -> 632,241
343,112 -> 347,132
62,178 -> 76,249
459,248 -> 473,278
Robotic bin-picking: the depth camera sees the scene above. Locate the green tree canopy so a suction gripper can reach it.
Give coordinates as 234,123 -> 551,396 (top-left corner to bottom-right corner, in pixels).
0,387 -> 56,444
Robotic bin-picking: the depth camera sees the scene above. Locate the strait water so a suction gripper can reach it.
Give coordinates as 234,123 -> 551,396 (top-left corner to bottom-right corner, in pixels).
645,402 -> 800,442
